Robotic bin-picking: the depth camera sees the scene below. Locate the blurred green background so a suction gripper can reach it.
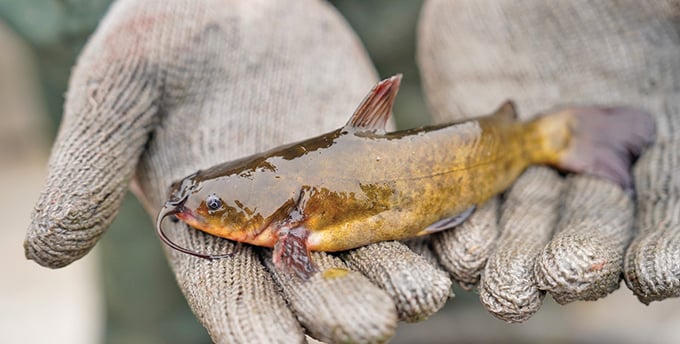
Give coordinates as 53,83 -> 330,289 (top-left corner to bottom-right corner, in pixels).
2,1 -> 679,343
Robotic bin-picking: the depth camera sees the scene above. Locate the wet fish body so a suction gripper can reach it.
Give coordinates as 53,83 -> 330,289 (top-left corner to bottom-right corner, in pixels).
157,75 -> 655,279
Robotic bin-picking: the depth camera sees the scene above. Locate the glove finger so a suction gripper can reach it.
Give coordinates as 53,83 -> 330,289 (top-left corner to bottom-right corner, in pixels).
402,238 -> 439,267
23,0 -> 162,267
534,176 -> 633,304
264,251 -> 397,343
479,167 -> 563,323
341,241 -> 452,322
431,197 -> 499,290
625,105 -> 680,303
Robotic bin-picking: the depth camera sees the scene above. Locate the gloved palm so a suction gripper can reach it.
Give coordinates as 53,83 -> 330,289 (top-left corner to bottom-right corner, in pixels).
418,0 -> 680,321
23,1 -> 453,342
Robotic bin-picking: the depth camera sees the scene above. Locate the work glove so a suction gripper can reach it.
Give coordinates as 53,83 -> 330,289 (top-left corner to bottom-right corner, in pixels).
418,0 -> 680,322
23,0 -> 454,342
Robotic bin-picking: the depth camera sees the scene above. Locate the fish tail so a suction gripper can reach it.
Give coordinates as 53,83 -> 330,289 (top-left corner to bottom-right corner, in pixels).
530,106 -> 656,193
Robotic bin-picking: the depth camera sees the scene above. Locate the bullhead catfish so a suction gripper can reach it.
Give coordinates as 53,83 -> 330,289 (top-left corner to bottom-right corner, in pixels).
156,75 -> 655,279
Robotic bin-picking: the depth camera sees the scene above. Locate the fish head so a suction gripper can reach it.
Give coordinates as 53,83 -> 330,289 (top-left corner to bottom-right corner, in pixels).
154,173 -> 246,260
158,172 -> 270,246
164,173 -> 229,233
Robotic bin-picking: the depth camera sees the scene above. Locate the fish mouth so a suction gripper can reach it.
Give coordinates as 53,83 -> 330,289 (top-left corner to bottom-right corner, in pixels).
155,194 -> 237,260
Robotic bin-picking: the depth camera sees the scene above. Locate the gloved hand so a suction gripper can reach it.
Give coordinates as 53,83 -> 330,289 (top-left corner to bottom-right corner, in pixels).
23,0 -> 454,342
418,0 -> 680,322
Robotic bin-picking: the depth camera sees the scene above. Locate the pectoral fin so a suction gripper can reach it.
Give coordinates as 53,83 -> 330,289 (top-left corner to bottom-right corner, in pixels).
417,205 -> 476,236
273,226 -> 318,280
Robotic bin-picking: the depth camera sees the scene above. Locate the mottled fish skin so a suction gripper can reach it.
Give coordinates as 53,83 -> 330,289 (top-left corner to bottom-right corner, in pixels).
171,103 -> 549,251
158,75 -> 655,277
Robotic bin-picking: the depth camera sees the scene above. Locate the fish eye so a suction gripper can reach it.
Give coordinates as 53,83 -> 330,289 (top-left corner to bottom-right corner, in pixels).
206,194 -> 222,211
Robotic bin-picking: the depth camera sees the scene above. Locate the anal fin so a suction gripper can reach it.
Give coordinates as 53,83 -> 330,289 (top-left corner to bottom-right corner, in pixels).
417,205 -> 476,236
273,226 -> 318,280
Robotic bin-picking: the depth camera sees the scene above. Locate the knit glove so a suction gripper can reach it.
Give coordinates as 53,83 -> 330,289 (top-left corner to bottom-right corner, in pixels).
23,0 -> 453,342
419,0 -> 680,322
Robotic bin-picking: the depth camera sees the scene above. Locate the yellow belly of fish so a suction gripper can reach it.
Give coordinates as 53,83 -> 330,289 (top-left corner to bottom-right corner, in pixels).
305,152 -> 531,252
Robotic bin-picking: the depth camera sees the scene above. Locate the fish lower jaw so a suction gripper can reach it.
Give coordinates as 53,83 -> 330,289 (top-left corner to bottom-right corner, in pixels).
177,216 -> 276,248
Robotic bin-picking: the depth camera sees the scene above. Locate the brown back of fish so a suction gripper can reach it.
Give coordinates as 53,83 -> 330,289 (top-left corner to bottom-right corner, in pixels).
306,103 -> 656,251
304,102 -> 551,251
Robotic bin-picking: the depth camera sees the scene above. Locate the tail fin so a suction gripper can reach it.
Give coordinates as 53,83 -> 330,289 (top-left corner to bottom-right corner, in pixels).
539,106 -> 656,193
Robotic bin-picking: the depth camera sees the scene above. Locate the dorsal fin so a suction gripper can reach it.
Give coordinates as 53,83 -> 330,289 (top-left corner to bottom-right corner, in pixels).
492,100 -> 518,120
344,74 -> 402,132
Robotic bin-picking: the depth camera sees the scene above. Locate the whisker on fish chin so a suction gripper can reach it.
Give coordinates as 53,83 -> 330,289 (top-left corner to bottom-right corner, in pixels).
156,205 -> 238,260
